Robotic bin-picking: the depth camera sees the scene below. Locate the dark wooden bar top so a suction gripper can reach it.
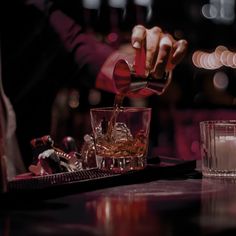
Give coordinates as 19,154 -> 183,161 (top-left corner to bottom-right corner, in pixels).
1,163 -> 236,236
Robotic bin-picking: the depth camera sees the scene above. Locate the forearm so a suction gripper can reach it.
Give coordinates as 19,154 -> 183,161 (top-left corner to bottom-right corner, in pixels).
48,9 -> 114,88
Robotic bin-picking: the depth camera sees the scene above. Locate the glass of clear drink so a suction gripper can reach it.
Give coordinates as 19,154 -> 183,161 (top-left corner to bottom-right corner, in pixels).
200,120 -> 236,177
90,107 -> 151,172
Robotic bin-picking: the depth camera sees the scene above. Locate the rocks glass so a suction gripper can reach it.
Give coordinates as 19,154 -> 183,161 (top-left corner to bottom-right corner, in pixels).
200,120 -> 236,177
90,107 -> 151,172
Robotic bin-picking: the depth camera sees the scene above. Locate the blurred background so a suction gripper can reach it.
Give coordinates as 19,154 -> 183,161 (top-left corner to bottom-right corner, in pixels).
2,0 -> 236,161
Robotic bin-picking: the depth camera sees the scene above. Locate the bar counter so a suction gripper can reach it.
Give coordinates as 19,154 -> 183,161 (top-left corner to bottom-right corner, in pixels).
1,162 -> 236,236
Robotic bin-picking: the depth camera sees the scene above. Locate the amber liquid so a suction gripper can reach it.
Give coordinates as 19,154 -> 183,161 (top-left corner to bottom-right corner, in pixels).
95,94 -> 147,172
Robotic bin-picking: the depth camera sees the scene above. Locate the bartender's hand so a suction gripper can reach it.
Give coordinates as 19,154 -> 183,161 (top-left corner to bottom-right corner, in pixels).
97,25 -> 188,95
131,25 -> 188,79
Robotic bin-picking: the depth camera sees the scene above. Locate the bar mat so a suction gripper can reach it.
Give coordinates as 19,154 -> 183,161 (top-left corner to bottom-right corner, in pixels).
5,156 -> 197,199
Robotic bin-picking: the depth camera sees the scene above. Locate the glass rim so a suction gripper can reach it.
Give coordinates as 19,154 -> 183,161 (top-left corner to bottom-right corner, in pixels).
90,107 -> 152,112
200,120 -> 236,126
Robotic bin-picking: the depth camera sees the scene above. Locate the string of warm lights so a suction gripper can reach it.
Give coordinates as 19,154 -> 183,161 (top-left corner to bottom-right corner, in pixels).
192,46 -> 236,70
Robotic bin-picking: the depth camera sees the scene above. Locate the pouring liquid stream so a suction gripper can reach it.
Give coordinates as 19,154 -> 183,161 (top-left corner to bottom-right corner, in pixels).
105,93 -> 125,140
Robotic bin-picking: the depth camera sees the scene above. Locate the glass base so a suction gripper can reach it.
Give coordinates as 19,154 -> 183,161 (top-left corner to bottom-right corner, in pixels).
202,169 -> 236,178
96,155 -> 146,173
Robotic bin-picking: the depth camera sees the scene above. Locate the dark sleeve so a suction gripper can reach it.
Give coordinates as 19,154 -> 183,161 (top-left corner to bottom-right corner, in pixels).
48,9 -> 114,87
